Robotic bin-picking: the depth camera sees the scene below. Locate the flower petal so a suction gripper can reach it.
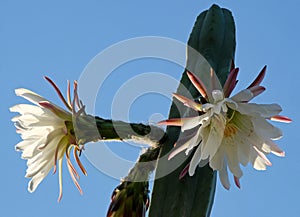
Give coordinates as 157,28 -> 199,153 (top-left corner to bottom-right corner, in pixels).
219,159 -> 230,190
253,146 -> 272,166
231,89 -> 253,102
248,86 -> 265,99
188,144 -> 203,176
252,116 -> 282,140
186,71 -> 208,100
28,163 -> 53,193
270,115 -> 292,123
236,103 -> 282,118
39,101 -> 71,120
168,142 -> 190,160
173,93 -> 202,111
157,118 -> 184,126
181,116 -> 205,131
210,145 -> 225,171
200,115 -> 225,160
223,137 -> 243,178
249,147 -> 267,170
223,68 -> 239,98
247,65 -> 267,89
18,137 -> 45,159
15,88 -> 48,105
263,140 -> 285,157
10,104 -> 45,115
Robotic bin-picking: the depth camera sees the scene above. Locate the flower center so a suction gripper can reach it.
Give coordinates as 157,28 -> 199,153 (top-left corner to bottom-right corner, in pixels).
64,121 -> 77,144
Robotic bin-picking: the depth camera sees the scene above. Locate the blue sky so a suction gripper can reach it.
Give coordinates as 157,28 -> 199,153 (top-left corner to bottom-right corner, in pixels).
1,1 -> 299,217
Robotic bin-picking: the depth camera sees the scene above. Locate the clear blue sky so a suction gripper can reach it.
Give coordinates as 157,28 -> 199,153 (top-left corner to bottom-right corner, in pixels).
1,1 -> 299,217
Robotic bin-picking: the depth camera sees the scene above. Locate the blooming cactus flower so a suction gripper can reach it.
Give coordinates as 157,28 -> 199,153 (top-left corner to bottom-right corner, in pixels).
10,77 -> 97,201
159,66 -> 291,189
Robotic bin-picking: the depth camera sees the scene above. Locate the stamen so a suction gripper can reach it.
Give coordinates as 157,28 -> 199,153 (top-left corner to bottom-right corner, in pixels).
247,65 -> 267,88
44,76 -> 72,111
224,123 -> 238,138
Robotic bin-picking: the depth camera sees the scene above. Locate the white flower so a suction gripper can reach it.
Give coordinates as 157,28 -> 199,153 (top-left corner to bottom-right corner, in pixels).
10,77 -> 90,201
159,66 -> 291,189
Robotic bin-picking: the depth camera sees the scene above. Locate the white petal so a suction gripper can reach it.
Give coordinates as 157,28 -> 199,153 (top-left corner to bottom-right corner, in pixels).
252,116 -> 282,140
264,140 -> 285,157
188,143 -> 203,176
231,89 -> 253,102
26,130 -> 63,168
249,147 -> 267,170
12,114 -> 40,127
20,127 -> 53,140
245,130 -> 284,158
210,146 -> 225,171
17,137 -> 45,159
253,146 -> 272,166
181,116 -> 202,131
218,159 -> 230,190
15,88 -> 48,105
225,98 -> 238,110
236,103 -> 282,118
253,157 -> 267,170
185,127 -> 202,154
198,158 -> 209,167
168,142 -> 190,160
200,115 -> 225,160
10,104 -> 44,115
27,162 -> 53,193
236,134 -> 250,167
224,141 -> 243,178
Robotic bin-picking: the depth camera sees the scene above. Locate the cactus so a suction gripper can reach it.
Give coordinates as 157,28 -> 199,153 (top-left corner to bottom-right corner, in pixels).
149,4 -> 236,217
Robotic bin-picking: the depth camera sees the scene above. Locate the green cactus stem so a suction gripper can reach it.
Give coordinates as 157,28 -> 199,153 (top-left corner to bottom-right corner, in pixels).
149,4 -> 236,217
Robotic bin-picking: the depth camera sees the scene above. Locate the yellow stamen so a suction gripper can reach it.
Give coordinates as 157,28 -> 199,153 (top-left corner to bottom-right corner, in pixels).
224,123 -> 238,138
